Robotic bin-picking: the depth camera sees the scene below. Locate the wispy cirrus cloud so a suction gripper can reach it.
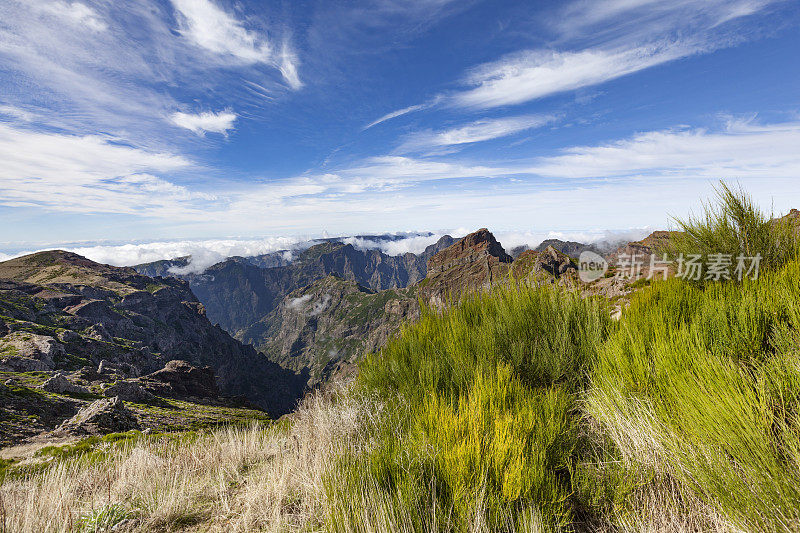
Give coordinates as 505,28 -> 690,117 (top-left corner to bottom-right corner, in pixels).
554,0 -> 778,41
0,0 -> 300,148
170,0 -> 302,89
451,42 -> 700,109
527,117 -> 800,179
397,114 -> 557,153
33,1 -> 108,32
372,0 -> 779,115
363,102 -> 433,130
170,109 -> 237,136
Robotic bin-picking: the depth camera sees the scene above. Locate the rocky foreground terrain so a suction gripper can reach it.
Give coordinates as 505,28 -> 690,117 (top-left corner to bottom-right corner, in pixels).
0,251 -> 306,445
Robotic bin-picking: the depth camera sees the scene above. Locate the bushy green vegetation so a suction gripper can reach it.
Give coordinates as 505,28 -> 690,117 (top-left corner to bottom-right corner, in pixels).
4,186 -> 799,532
326,284 -> 612,531
669,181 -> 799,273
325,186 -> 800,531
589,259 -> 800,531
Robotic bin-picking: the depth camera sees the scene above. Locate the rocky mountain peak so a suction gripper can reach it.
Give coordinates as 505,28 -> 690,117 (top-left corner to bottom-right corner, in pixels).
427,228 -> 511,274
512,246 -> 577,280
421,229 -> 514,305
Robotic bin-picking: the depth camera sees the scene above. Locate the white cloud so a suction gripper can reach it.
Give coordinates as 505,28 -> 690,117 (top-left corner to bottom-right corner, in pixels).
386,0 -> 776,112
170,110 -> 237,136
492,229 -> 653,253
555,0 -> 775,38
170,0 -> 302,88
0,123 -> 205,217
343,233 -> 466,256
287,295 -> 312,310
398,114 -> 556,152
337,156 -> 512,190
363,103 -> 429,130
286,294 -> 331,315
452,42 -> 698,109
70,236 -> 309,273
34,1 -> 107,32
528,118 -> 800,179
0,105 -> 34,122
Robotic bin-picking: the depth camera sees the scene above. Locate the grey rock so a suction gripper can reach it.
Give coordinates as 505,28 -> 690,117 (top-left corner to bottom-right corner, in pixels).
40,372 -> 90,395
103,380 -> 154,403
0,356 -> 51,372
85,323 -> 112,342
97,359 -> 140,378
56,396 -> 139,435
0,332 -> 63,368
57,329 -> 80,343
137,360 -> 220,400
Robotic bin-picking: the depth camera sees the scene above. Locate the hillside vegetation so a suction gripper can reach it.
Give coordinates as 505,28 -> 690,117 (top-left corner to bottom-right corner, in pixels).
2,187 -> 799,531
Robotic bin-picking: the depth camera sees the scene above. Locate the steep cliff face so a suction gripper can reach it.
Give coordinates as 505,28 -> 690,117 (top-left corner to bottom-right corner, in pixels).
0,251 -> 304,417
187,258 -> 296,335
419,228 -> 513,306
134,235 -> 455,339
243,276 -> 418,388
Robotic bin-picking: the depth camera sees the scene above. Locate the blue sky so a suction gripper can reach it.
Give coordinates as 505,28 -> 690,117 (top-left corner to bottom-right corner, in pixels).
1,0 -> 800,261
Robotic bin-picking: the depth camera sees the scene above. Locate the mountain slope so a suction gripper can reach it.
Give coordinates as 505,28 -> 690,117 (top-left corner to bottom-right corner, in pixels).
0,251 -> 305,419
249,230 -> 580,389
243,275 -> 419,388
133,235 -> 455,338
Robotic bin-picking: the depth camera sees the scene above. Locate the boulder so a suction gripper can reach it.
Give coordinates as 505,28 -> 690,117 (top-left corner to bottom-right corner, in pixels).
0,356 -> 51,372
57,329 -> 80,343
138,360 -> 220,400
97,359 -> 140,378
103,380 -> 154,403
56,396 -> 139,435
40,372 -> 90,395
0,332 -> 63,368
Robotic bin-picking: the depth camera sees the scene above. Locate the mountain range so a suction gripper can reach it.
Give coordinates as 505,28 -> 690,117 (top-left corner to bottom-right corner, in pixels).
0,230 -> 656,444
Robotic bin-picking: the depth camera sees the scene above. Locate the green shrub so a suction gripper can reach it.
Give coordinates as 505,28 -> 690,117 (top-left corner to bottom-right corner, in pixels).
77,502 -> 131,532
588,259 -> 800,531
669,181 -> 799,275
327,283 -> 612,531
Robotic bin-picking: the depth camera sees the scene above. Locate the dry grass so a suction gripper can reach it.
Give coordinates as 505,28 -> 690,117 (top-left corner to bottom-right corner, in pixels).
0,385 -> 561,533
0,383 -> 374,532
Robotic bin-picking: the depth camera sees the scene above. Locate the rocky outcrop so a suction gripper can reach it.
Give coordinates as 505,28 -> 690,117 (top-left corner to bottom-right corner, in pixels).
513,246 -> 578,280
420,229 -> 513,306
534,239 -> 603,259
137,360 -> 220,400
0,332 -> 63,369
40,373 -> 90,395
55,397 -> 140,436
607,231 -> 680,264
102,380 -> 154,403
